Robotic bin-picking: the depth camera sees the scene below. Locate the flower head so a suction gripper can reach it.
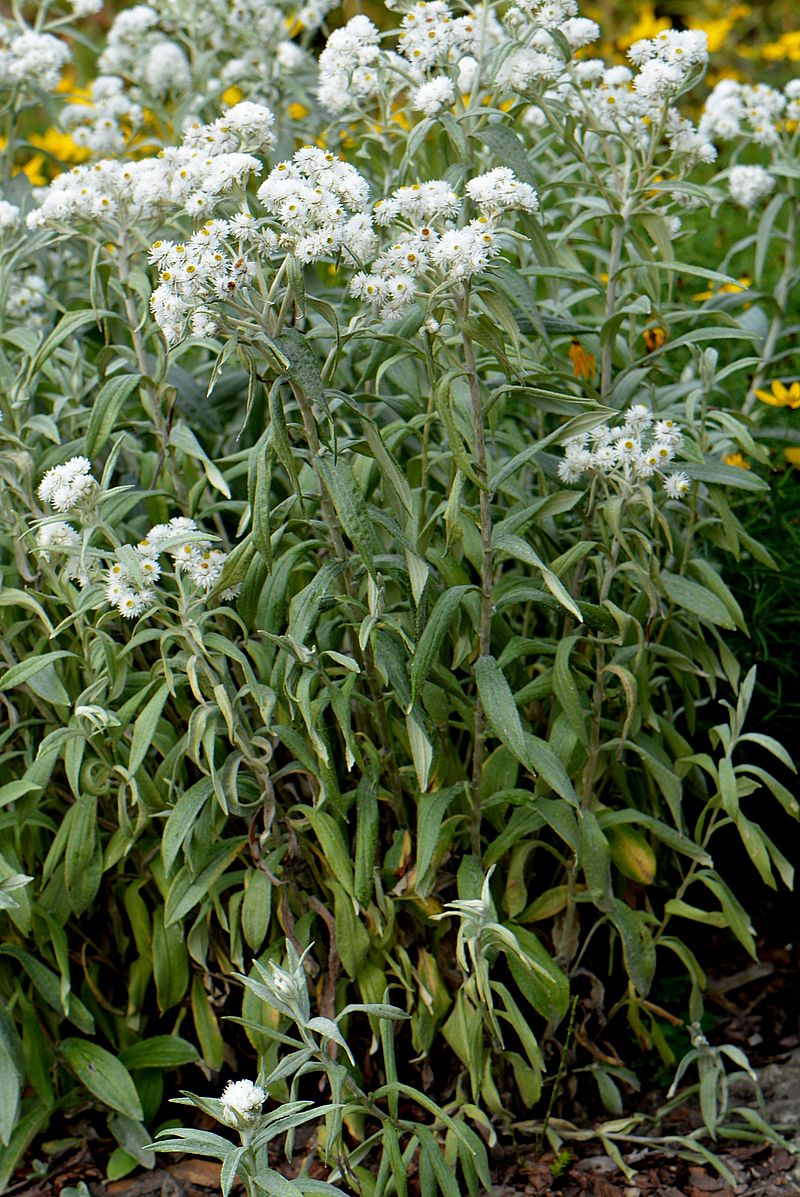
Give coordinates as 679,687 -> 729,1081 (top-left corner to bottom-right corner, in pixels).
220,1079 -> 266,1127
38,457 -> 96,512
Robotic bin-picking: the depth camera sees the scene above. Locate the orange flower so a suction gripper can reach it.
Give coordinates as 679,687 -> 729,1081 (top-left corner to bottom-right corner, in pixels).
569,339 -> 596,379
784,448 -> 800,468
643,325 -> 667,353
723,452 -> 751,470
754,380 -> 800,408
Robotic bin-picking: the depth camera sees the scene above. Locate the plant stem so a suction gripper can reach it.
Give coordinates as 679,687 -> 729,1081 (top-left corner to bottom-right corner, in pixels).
460,290 -> 493,854
742,183 -> 797,416
117,243 -> 189,506
600,218 -> 625,401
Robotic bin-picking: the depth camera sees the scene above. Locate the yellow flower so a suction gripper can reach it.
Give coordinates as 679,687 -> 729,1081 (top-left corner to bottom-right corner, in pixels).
761,31 -> 800,62
692,276 -> 750,302
221,86 -> 244,106
29,127 -> 90,165
687,17 -> 735,53
568,339 -> 596,380
287,102 -> 310,121
617,6 -> 671,51
723,452 -> 751,470
784,448 -> 800,468
18,154 -> 48,185
754,380 -> 800,408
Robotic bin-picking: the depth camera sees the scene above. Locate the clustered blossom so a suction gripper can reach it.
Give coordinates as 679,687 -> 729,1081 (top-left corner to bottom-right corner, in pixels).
36,522 -> 88,584
315,4 -> 503,120
27,103 -> 271,233
700,80 -> 790,144
4,275 -> 47,324
627,30 -> 708,105
149,215 -> 264,343
0,201 -> 21,233
38,457 -> 96,513
0,22 -> 71,92
93,0 -> 318,124
558,406 -> 689,498
220,1079 -> 266,1127
351,170 -> 537,316
316,17 -> 399,115
104,517 -> 233,619
61,75 -> 145,156
256,145 -> 374,263
727,164 -> 775,210
498,0 -> 599,90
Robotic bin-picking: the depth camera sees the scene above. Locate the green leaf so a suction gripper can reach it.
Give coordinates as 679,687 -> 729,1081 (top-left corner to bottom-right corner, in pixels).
64,796 -> 102,916
411,585 -> 473,704
661,572 -> 737,629
28,309 -> 105,377
476,657 -> 577,803
0,651 -> 76,691
119,1036 -> 199,1071
316,453 -> 376,576
86,374 -> 140,456
61,1040 -> 143,1120
681,462 -> 769,493
128,683 -> 170,776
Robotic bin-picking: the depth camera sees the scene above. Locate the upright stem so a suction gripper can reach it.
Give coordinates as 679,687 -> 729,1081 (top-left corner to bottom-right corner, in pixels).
600,218 -> 626,401
742,185 -> 797,416
460,290 -> 493,854
290,380 -> 403,808
117,243 -> 189,506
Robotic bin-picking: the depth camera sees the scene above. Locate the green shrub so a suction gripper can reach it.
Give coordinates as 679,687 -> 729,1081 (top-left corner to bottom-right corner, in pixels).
0,0 -> 797,1187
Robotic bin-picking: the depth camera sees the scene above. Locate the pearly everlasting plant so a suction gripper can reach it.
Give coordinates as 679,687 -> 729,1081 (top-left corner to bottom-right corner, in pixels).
0,0 -> 797,1185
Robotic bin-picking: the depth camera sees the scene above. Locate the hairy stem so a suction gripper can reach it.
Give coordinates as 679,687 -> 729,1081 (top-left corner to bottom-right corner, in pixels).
461,292 -> 493,854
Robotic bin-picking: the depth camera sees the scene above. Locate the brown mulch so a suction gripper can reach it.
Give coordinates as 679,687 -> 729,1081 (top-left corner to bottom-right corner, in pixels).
6,1136 -> 798,1197
490,1143 -> 798,1197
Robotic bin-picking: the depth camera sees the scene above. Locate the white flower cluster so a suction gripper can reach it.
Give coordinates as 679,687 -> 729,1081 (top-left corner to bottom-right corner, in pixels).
315,4 -> 502,119
61,76 -> 144,157
94,0 -> 318,122
351,169 -> 537,315
256,145 -> 374,263
220,1079 -> 266,1127
69,0 -> 104,16
38,457 -> 96,513
727,164 -> 775,211
627,29 -> 708,105
27,103 -> 271,231
149,215 -> 263,344
700,79 -> 792,145
558,406 -> 689,498
0,200 -> 21,233
0,22 -> 71,92
397,0 -> 480,70
36,521 -> 87,584
4,275 -> 47,323
316,16 -> 402,115
499,0 -> 599,89
105,517 -> 231,619
97,5 -> 189,93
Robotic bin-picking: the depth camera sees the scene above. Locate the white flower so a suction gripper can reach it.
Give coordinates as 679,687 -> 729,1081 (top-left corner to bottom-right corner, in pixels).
38,457 -> 96,512
465,167 -> 538,214
37,522 -> 80,554
220,1079 -> 266,1126
0,200 -> 21,232
727,164 -> 775,210
412,76 -> 455,116
143,40 -> 191,95
664,471 -> 691,499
